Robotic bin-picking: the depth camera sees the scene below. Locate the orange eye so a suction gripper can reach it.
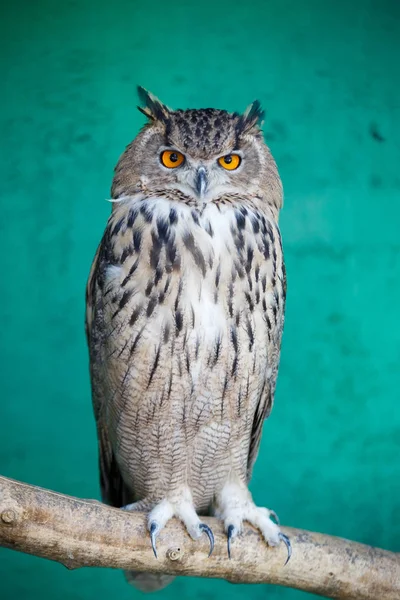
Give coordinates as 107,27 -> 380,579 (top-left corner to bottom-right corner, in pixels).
160,150 -> 185,168
218,154 -> 241,170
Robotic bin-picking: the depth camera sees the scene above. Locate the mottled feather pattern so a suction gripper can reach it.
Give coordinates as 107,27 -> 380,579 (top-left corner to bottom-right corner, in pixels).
87,193 -> 285,511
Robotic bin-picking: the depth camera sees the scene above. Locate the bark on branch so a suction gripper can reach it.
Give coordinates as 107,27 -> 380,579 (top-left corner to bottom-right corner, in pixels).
0,475 -> 399,599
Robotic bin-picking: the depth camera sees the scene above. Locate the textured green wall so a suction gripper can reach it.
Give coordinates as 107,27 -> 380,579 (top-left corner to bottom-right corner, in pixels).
1,1 -> 399,598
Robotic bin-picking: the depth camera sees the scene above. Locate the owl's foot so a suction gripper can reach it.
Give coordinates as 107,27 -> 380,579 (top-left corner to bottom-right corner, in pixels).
124,488 -> 214,559
214,482 -> 291,564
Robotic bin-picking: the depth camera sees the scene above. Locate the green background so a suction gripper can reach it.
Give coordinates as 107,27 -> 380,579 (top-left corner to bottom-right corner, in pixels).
1,1 -> 399,598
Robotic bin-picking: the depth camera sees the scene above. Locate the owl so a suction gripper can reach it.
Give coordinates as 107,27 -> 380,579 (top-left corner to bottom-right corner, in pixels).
86,87 -> 290,591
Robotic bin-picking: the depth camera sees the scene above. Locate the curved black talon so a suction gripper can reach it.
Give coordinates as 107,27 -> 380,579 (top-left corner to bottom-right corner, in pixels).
227,524 -> 235,559
199,523 -> 215,557
269,509 -> 280,525
149,521 -> 159,559
279,532 -> 292,565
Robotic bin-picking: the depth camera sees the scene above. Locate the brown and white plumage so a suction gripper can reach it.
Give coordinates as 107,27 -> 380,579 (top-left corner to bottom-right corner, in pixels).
86,88 -> 288,591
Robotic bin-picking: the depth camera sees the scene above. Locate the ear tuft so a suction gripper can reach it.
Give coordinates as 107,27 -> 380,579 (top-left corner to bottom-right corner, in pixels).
137,86 -> 170,123
236,100 -> 265,135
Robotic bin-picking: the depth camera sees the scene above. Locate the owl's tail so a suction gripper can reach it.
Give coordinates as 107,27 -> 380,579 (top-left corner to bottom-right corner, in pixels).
98,469 -> 174,591
124,570 -> 175,592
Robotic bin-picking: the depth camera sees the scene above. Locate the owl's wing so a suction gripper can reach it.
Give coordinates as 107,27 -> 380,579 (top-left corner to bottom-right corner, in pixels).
86,239 -> 132,507
96,413 -> 127,506
246,384 -> 275,481
246,264 -> 287,481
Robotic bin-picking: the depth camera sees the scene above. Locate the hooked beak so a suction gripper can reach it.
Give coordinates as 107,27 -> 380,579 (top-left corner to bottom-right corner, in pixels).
194,166 -> 208,198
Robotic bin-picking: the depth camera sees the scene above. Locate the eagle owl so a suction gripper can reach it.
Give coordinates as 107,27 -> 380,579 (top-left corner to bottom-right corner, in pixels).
86,88 -> 290,591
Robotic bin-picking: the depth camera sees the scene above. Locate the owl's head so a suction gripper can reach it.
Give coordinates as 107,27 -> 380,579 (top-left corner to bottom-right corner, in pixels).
112,87 -> 282,215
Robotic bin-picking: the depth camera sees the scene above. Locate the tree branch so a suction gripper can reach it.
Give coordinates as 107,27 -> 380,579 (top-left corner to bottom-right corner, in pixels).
0,475 -> 398,599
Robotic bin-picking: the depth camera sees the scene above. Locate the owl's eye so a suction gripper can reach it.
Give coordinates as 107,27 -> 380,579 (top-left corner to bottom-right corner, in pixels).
218,154 -> 241,170
160,150 -> 185,168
